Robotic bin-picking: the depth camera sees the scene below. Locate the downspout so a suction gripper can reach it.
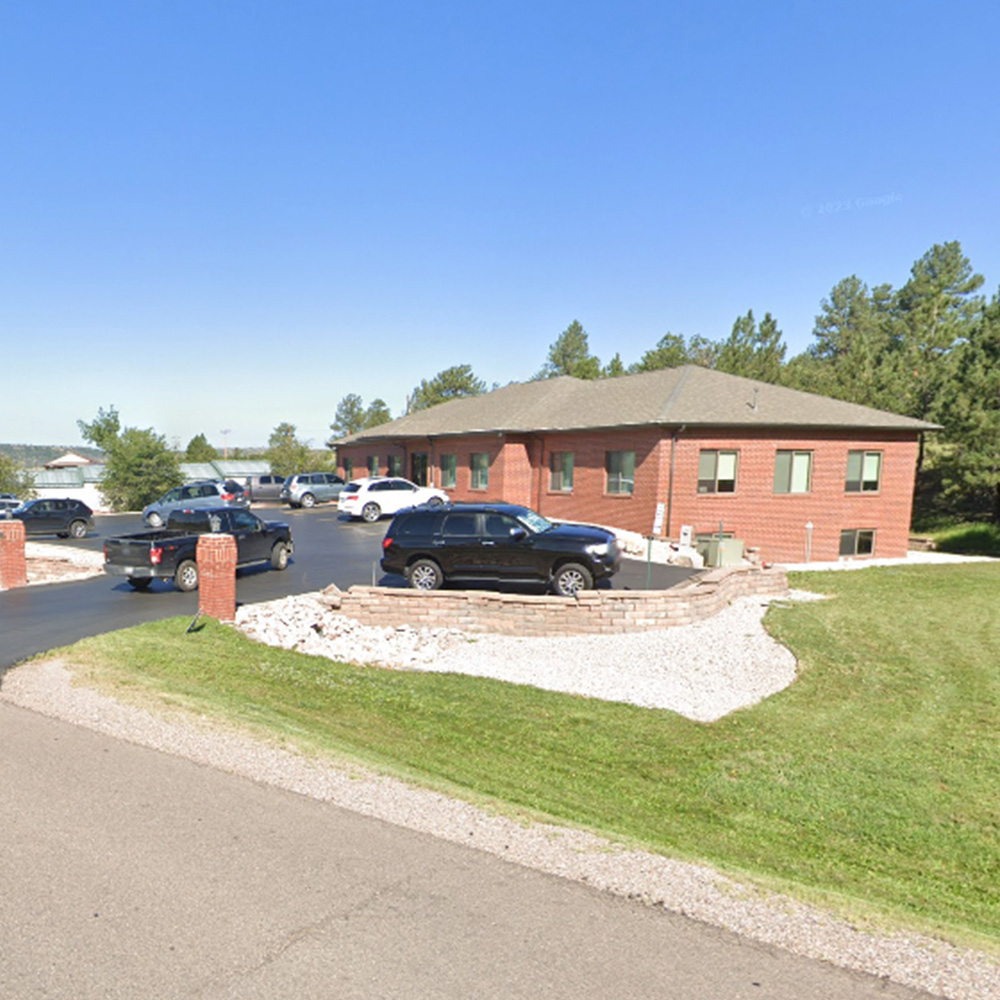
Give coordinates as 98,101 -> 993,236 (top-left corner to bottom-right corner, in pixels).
665,425 -> 685,539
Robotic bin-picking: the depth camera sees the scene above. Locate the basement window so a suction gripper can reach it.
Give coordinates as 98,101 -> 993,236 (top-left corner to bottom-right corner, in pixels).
840,529 -> 875,556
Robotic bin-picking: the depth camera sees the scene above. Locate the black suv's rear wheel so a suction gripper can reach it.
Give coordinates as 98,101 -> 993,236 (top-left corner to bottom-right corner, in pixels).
552,562 -> 592,597
408,558 -> 443,591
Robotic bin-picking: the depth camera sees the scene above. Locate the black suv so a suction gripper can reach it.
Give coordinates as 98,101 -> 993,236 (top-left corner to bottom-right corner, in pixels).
380,502 -> 623,596
2,498 -> 95,538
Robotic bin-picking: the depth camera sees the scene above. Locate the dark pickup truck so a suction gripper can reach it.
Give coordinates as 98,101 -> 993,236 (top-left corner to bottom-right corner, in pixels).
103,507 -> 294,592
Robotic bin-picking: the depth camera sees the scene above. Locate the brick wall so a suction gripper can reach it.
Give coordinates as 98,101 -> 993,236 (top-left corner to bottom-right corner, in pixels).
666,429 -> 919,562
338,426 -> 921,563
326,565 -> 787,636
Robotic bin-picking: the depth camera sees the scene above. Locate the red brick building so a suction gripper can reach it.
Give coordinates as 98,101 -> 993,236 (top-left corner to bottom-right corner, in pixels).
333,367 -> 937,563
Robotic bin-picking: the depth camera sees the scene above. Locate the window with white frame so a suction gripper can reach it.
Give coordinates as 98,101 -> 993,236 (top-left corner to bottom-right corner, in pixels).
387,455 -> 402,477
774,450 -> 812,494
367,455 -> 379,477
698,449 -> 738,493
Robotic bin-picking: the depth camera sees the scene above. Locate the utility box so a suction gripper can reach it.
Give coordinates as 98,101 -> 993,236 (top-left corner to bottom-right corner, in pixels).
697,535 -> 745,567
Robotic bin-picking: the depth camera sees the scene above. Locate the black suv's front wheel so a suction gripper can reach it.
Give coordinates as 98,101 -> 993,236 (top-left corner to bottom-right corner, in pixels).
552,562 -> 593,597
408,558 -> 443,591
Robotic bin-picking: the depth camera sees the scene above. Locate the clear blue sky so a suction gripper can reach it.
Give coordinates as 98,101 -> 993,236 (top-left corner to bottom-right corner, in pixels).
2,0 -> 998,451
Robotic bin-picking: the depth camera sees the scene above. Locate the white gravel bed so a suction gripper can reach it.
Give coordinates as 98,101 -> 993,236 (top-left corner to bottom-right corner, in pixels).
21,541 -> 105,585
2,652 -> 997,1000
234,593 -> 800,722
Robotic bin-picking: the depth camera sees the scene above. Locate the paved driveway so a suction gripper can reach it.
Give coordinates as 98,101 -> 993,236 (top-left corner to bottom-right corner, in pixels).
1,506 -> 694,671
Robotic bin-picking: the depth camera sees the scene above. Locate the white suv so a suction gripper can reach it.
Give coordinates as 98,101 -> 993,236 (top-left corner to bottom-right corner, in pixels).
337,477 -> 448,523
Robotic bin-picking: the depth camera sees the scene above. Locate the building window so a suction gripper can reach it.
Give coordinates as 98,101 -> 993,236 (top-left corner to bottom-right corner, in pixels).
470,452 -> 489,489
846,451 -> 882,492
367,455 -> 379,477
698,449 -> 738,494
387,455 -> 402,477
343,458 -> 353,480
774,450 -> 812,494
440,453 -> 457,489
840,529 -> 875,556
549,451 -> 574,492
605,451 -> 635,495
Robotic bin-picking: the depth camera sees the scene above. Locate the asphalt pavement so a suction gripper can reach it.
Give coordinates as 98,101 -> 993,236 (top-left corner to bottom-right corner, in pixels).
0,507 -> 938,999
0,702 -> 931,1000
1,504 -> 694,671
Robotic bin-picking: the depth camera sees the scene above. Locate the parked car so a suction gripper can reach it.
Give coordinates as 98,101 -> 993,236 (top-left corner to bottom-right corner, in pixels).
243,474 -> 285,503
338,477 -> 448,523
1,498 -> 95,539
280,472 -> 345,508
380,502 -> 623,595
0,493 -> 21,513
104,506 -> 293,592
142,480 -> 248,528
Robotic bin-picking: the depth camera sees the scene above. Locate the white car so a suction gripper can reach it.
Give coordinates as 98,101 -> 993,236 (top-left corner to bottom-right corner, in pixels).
337,477 -> 448,523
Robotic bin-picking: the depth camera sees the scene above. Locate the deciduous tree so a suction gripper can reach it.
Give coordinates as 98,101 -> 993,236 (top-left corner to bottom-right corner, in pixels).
76,405 -> 120,453
99,427 -> 181,512
0,454 -> 35,499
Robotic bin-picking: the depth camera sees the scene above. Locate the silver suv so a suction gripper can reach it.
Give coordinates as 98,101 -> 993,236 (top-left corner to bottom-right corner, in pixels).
142,480 -> 249,527
280,472 -> 346,508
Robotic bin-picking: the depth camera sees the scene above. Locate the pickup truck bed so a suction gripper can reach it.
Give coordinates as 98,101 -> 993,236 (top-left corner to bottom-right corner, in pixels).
104,507 -> 293,592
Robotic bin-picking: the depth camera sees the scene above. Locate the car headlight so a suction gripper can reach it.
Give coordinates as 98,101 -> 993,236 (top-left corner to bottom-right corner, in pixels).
585,542 -> 609,557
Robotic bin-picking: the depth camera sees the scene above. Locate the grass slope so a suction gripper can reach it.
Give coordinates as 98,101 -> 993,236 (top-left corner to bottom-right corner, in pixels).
58,562 -> 1000,946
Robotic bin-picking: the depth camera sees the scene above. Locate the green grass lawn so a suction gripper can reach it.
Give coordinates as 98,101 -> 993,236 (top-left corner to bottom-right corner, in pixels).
49,562 -> 1000,949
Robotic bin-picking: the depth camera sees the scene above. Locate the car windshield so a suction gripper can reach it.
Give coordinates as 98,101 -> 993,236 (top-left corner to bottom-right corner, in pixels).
516,508 -> 552,533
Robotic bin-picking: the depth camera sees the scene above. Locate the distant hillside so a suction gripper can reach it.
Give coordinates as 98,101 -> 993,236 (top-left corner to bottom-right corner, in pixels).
0,444 -> 106,466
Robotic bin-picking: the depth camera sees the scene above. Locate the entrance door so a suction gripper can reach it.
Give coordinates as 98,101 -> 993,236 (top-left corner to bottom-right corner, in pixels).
411,452 -> 428,486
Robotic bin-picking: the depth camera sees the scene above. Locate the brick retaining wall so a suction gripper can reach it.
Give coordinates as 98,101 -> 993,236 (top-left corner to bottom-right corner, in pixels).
325,565 -> 788,636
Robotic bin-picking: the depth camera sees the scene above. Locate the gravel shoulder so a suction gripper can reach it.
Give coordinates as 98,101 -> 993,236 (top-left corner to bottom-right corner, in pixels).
2,583 -> 998,999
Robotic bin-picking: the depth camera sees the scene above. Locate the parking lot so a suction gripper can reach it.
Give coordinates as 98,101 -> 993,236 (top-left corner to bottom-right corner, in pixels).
1,502 -> 695,671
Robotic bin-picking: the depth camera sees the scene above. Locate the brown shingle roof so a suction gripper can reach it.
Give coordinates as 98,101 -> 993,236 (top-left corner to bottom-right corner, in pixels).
334,366 -> 938,444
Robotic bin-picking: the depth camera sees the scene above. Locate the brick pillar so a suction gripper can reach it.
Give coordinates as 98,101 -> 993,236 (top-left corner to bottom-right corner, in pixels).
197,533 -> 237,622
0,518 -> 28,589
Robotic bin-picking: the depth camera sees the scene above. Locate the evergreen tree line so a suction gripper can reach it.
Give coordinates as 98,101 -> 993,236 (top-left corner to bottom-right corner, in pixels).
339,240 -> 998,526
13,239 -> 996,523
